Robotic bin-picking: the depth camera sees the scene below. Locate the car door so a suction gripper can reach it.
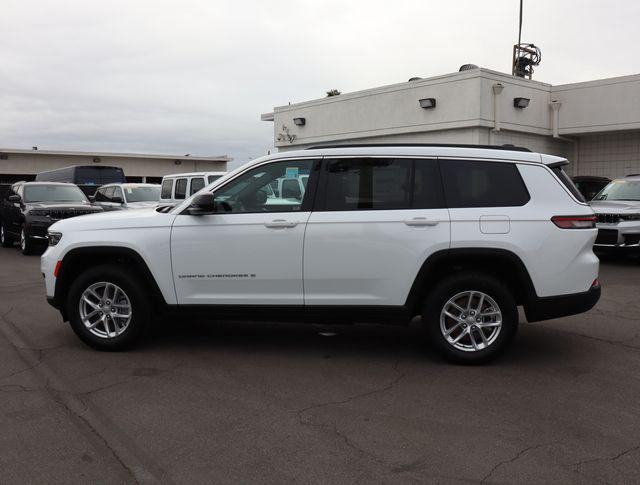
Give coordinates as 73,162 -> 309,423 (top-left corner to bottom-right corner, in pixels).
171,158 -> 319,305
303,157 -> 450,306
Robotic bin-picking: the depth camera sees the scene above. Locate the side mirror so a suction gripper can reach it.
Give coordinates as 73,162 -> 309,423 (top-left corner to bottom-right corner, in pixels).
187,193 -> 216,215
8,194 -> 20,203
111,196 -> 124,204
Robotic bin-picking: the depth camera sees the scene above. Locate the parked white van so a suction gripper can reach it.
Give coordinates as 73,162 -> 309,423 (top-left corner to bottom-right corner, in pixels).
159,172 -> 226,206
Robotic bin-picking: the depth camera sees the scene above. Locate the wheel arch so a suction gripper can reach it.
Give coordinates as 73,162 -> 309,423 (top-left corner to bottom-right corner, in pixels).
405,248 -> 537,315
54,246 -> 167,320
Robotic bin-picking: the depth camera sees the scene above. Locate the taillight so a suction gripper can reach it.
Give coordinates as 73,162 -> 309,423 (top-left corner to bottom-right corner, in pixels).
551,215 -> 597,229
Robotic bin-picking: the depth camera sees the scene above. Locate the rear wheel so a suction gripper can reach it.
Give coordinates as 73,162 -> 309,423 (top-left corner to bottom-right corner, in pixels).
423,272 -> 518,364
66,265 -> 150,350
0,223 -> 14,248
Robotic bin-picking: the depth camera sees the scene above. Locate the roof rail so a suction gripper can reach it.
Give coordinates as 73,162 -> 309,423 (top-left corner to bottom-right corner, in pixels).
625,173 -> 640,177
304,143 -> 532,152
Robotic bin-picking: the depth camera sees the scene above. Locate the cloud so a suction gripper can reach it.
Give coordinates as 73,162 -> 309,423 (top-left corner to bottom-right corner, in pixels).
1,0 -> 639,169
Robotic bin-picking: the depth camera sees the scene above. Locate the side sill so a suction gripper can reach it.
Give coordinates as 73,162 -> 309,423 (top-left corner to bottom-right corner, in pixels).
165,305 -> 413,325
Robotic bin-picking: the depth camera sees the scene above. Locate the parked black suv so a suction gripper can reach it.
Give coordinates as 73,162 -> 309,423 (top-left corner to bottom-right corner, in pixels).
0,182 -> 102,255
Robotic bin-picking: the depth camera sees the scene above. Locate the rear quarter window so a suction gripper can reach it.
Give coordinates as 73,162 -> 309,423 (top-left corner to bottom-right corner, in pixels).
440,160 -> 530,208
552,166 -> 586,203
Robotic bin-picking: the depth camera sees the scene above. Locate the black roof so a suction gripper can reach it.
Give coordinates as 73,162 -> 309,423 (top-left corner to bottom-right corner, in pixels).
305,143 -> 532,152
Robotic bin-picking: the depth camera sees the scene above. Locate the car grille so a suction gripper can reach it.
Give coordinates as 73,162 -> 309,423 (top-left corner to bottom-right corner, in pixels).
595,229 -> 619,245
48,209 -> 100,220
596,213 -> 638,223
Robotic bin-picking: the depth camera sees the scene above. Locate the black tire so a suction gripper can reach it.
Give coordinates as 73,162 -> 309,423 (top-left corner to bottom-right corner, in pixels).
423,272 -> 518,364
0,222 -> 14,248
20,225 -> 35,255
66,265 -> 150,351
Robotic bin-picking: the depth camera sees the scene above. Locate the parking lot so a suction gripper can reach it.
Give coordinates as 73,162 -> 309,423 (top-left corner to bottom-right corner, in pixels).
0,249 -> 638,484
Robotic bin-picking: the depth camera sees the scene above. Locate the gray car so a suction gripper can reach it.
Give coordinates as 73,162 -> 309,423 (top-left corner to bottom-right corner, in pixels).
92,183 -> 161,211
590,175 -> 640,251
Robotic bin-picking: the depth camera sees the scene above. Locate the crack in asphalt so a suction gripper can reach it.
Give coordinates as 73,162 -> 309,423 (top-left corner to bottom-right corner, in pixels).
572,444 -> 640,468
0,305 -> 171,484
480,442 -> 556,484
296,361 -> 406,472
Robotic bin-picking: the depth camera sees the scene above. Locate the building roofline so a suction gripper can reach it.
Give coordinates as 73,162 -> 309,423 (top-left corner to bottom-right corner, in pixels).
263,67 -> 552,118
0,148 -> 231,162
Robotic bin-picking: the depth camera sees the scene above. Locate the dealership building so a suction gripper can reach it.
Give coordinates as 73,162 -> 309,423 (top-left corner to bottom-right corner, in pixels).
0,148 -> 230,185
262,68 -> 640,179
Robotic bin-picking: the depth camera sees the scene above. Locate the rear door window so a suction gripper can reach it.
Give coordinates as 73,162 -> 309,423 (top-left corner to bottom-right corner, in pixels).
440,160 -> 530,208
321,158 -> 443,211
174,178 -> 188,200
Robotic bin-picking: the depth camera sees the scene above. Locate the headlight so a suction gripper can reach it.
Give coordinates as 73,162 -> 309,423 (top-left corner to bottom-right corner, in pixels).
29,209 -> 50,217
48,232 -> 62,246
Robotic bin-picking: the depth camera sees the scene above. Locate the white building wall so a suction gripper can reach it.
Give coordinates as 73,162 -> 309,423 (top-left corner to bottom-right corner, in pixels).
576,132 -> 640,178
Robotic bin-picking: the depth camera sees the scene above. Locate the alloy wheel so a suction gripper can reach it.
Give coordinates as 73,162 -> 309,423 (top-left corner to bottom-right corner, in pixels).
440,290 -> 503,352
79,282 -> 133,339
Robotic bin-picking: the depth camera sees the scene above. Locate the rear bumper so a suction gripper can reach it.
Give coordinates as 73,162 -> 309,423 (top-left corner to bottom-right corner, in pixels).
524,283 -> 601,323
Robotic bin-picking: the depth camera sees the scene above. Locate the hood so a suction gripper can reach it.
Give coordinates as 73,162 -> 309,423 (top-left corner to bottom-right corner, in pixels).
126,201 -> 159,209
590,199 -> 640,213
48,206 -> 175,233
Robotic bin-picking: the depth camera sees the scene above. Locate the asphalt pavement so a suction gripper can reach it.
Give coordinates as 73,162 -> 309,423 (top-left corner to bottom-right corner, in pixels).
0,248 -> 639,484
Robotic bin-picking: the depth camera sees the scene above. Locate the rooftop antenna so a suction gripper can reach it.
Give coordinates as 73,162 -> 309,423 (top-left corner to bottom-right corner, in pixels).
512,0 -> 541,79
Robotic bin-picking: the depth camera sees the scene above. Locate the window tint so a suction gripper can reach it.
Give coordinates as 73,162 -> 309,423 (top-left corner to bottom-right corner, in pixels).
552,166 -> 586,202
413,159 -> 444,209
207,175 -> 222,185
440,160 -> 530,208
211,160 -> 315,213
174,178 -> 188,200
190,177 -> 205,195
324,158 -> 414,211
160,179 -> 173,199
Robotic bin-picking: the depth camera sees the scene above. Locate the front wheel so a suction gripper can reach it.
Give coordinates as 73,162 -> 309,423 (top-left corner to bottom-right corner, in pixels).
66,265 -> 150,350
423,272 -> 518,364
0,223 -> 14,248
20,225 -> 35,255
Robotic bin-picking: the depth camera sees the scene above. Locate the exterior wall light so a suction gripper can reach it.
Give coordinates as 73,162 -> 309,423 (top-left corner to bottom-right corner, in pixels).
0,153 -> 7,160
513,97 -> 530,109
92,157 -> 101,163
419,98 -> 437,109
293,117 -> 306,126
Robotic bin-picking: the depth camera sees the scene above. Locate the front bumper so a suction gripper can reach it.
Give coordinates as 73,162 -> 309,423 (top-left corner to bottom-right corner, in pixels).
524,283 -> 601,323
25,218 -> 54,240
594,222 -> 640,250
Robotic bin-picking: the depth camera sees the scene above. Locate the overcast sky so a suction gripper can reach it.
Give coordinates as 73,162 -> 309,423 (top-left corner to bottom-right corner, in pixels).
1,0 -> 639,169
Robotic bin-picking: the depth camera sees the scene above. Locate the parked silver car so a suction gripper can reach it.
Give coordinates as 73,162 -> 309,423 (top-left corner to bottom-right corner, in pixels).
92,183 -> 161,211
591,175 -> 640,251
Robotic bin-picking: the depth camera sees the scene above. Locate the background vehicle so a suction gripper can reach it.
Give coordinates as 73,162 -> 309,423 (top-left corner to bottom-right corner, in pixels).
159,172 -> 226,207
36,165 -> 126,196
590,175 -> 640,251
42,145 -> 600,363
92,183 -> 161,211
572,175 -> 611,200
1,182 -> 101,255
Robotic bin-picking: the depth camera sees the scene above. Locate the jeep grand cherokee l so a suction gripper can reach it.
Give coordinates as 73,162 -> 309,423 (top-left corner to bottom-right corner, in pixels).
41,145 -> 601,363
1,182 -> 102,255
590,174 -> 640,252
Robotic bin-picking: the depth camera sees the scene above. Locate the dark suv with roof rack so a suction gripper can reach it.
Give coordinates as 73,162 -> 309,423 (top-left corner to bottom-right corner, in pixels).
0,182 -> 102,255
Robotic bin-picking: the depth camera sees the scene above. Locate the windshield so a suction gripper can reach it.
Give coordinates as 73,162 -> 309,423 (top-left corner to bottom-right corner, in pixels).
123,185 -> 161,203
24,185 -> 88,203
593,180 -> 640,201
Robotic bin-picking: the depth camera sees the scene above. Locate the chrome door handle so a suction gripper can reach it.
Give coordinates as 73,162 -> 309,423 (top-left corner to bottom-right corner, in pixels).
264,219 -> 298,228
404,217 -> 439,226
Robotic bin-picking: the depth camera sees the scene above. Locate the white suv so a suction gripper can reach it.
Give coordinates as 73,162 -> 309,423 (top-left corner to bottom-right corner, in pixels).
41,145 -> 601,363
